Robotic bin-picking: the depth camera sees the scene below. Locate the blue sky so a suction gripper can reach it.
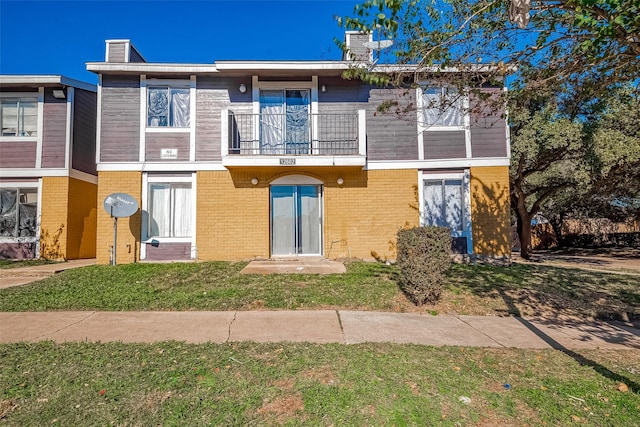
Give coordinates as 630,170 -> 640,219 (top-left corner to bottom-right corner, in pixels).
1,0 -> 360,84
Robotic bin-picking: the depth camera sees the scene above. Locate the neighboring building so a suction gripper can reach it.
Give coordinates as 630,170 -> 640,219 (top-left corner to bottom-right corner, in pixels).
87,35 -> 511,265
0,75 -> 97,260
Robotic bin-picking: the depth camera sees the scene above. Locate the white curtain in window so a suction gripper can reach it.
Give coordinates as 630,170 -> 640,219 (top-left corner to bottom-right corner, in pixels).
20,101 -> 37,136
172,185 -> 192,237
422,89 -> 463,127
1,101 -> 18,136
149,184 -> 171,237
423,181 -> 445,227
0,189 -> 17,236
170,89 -> 190,127
260,90 -> 285,154
444,180 -> 463,231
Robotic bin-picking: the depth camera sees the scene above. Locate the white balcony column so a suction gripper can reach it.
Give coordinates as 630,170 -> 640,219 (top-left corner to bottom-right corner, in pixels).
221,109 -> 229,157
358,109 -> 367,156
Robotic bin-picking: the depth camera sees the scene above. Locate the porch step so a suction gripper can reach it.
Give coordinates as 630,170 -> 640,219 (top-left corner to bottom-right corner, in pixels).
240,259 -> 346,275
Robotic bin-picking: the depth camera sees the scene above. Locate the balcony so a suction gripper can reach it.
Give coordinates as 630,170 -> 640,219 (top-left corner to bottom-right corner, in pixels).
221,110 -> 366,168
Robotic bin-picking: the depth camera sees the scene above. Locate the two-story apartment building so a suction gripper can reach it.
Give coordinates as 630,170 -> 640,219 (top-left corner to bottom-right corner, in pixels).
87,36 -> 511,265
0,76 -> 97,260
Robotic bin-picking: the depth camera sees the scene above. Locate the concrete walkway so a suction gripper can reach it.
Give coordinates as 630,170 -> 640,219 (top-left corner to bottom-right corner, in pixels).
0,258 -> 95,289
1,310 -> 638,350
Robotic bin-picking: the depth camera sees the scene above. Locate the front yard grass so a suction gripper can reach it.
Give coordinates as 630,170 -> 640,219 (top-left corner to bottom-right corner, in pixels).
1,342 -> 638,426
0,261 -> 637,323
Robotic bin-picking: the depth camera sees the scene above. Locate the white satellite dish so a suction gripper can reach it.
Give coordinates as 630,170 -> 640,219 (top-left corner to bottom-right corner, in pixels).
103,193 -> 138,266
103,193 -> 138,218
362,40 -> 394,51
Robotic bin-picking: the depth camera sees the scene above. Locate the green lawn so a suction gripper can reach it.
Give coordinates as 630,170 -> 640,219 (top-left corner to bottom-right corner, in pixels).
0,261 -> 637,322
1,342 -> 638,426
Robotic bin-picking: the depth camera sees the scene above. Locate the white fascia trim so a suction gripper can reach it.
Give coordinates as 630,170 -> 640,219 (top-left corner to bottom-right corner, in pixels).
0,75 -> 95,92
65,87 -> 74,169
36,88 -> 44,168
0,180 -> 41,187
222,156 -> 366,168
189,76 -> 196,162
0,168 -> 98,183
463,93 -> 472,158
97,162 -> 227,172
416,87 -> 424,160
145,127 -> 191,133
124,41 -> 131,63
96,75 -> 102,164
215,61 -> 351,71
86,63 -> 218,74
140,172 -> 149,259
365,158 -> 510,170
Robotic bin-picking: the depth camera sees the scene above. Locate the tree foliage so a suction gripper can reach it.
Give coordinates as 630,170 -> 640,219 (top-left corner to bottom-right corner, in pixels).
338,0 -> 640,99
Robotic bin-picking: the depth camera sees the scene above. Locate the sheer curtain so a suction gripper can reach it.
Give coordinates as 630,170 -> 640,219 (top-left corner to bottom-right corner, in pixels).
149,184 -> 192,237
422,88 -> 463,127
285,90 -> 310,154
260,90 -> 284,154
170,89 -> 190,127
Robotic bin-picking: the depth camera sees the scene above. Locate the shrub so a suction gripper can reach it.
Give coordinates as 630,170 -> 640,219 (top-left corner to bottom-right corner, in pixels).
396,227 -> 452,305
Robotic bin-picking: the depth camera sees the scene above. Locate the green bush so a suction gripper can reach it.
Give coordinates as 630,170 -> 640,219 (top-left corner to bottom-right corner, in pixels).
396,227 -> 452,305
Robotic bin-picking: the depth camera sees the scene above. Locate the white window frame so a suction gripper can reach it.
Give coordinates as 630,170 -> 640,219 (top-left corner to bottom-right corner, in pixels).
0,181 -> 41,248
417,86 -> 467,132
252,75 -> 319,154
143,79 -> 192,132
140,173 -> 197,259
418,170 -> 473,253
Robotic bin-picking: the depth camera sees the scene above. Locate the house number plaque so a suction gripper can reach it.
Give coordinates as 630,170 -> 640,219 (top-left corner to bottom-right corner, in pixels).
279,158 -> 296,165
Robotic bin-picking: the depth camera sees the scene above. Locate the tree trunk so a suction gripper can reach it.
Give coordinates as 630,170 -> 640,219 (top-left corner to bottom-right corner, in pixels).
515,206 -> 534,259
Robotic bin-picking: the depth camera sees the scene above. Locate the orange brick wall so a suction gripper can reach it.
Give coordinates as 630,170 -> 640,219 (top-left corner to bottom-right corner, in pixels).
469,166 -> 511,257
196,168 -> 419,261
66,178 -> 97,259
40,177 -> 70,260
96,171 -> 142,264
39,177 -> 97,260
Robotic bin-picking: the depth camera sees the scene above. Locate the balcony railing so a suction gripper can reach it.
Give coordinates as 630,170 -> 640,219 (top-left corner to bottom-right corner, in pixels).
227,111 -> 362,156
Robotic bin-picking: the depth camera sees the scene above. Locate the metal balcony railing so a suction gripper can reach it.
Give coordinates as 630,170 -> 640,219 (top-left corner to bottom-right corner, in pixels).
227,112 -> 360,156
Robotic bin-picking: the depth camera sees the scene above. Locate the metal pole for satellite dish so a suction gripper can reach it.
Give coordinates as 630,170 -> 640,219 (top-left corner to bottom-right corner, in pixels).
111,206 -> 117,266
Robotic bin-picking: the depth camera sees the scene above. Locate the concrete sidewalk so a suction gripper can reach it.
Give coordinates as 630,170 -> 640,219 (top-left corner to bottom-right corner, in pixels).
1,310 -> 638,350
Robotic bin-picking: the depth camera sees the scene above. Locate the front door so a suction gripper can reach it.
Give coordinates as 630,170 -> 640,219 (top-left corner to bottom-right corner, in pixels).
259,89 -> 310,154
270,185 -> 322,256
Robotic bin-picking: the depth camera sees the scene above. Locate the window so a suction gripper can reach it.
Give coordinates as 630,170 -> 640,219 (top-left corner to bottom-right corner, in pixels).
1,98 -> 38,137
0,188 -> 37,237
148,183 -> 192,237
423,179 -> 464,231
147,86 -> 190,127
421,87 -> 463,128
259,89 -> 310,154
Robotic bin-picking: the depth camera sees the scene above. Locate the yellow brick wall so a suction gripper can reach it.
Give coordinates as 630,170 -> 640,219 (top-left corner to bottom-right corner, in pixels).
96,171 -> 142,264
469,166 -> 511,257
196,168 -> 419,261
66,178 -> 97,259
40,177 -> 70,260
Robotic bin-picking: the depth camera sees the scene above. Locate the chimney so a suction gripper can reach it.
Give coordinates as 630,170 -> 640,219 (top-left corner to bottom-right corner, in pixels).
343,31 -> 373,62
105,39 -> 146,63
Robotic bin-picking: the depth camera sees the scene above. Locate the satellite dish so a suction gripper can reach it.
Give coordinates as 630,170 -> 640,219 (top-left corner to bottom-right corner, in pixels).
103,193 -> 138,218
362,40 -> 394,51
103,193 -> 138,266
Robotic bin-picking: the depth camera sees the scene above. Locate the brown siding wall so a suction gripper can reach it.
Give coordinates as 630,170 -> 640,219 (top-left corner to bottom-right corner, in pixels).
100,75 -> 140,162
41,94 -> 67,168
145,132 -> 190,161
366,88 -> 419,160
423,130 -> 467,159
0,141 -> 37,167
470,89 -> 508,158
72,89 -> 97,174
345,33 -> 371,61
144,242 -> 191,261
107,42 -> 127,62
196,77 -> 252,161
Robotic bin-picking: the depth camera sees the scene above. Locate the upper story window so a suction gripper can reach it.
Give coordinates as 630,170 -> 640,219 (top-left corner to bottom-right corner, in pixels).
421,87 -> 464,128
1,98 -> 38,137
147,86 -> 190,128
